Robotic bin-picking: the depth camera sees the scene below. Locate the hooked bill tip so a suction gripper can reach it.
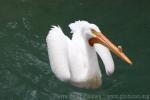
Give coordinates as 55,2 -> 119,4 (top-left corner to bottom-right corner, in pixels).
126,58 -> 133,65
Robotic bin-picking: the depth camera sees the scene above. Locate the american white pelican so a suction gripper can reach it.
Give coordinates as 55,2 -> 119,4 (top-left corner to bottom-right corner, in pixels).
46,21 -> 132,89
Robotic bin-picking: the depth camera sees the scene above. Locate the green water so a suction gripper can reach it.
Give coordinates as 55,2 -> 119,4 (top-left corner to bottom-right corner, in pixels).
0,0 -> 150,100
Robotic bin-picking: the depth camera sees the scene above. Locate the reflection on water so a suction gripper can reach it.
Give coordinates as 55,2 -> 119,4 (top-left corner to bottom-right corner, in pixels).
0,0 -> 150,100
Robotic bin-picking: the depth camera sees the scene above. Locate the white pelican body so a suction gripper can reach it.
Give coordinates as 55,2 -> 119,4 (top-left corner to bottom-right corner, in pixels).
46,21 -> 132,89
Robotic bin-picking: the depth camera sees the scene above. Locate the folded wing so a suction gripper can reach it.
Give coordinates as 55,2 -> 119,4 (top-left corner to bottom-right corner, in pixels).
46,26 -> 71,81
94,44 -> 115,75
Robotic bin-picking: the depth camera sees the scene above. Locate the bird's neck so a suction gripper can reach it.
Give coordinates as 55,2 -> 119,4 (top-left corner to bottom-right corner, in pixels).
69,33 -> 101,82
73,33 -> 100,70
82,35 -> 98,64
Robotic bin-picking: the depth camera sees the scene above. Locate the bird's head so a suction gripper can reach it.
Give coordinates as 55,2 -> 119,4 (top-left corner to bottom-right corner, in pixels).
69,20 -> 132,65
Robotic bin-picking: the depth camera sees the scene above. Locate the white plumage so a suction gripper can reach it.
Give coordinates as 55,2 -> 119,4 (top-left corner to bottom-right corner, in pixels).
46,21 -> 114,88
46,20 -> 132,88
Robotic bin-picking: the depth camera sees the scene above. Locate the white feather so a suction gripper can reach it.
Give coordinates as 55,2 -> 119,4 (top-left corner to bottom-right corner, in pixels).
94,44 -> 115,75
46,20 -> 115,88
46,26 -> 71,81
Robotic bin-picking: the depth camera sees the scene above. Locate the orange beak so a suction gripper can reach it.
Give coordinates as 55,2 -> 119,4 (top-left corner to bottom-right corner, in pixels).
91,29 -> 133,65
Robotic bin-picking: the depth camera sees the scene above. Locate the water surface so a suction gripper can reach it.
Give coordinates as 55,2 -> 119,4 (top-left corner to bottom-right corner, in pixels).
0,0 -> 150,100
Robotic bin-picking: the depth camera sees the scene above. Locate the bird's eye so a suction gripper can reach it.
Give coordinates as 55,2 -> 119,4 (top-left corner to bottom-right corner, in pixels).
91,29 -> 95,33
91,28 -> 97,35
